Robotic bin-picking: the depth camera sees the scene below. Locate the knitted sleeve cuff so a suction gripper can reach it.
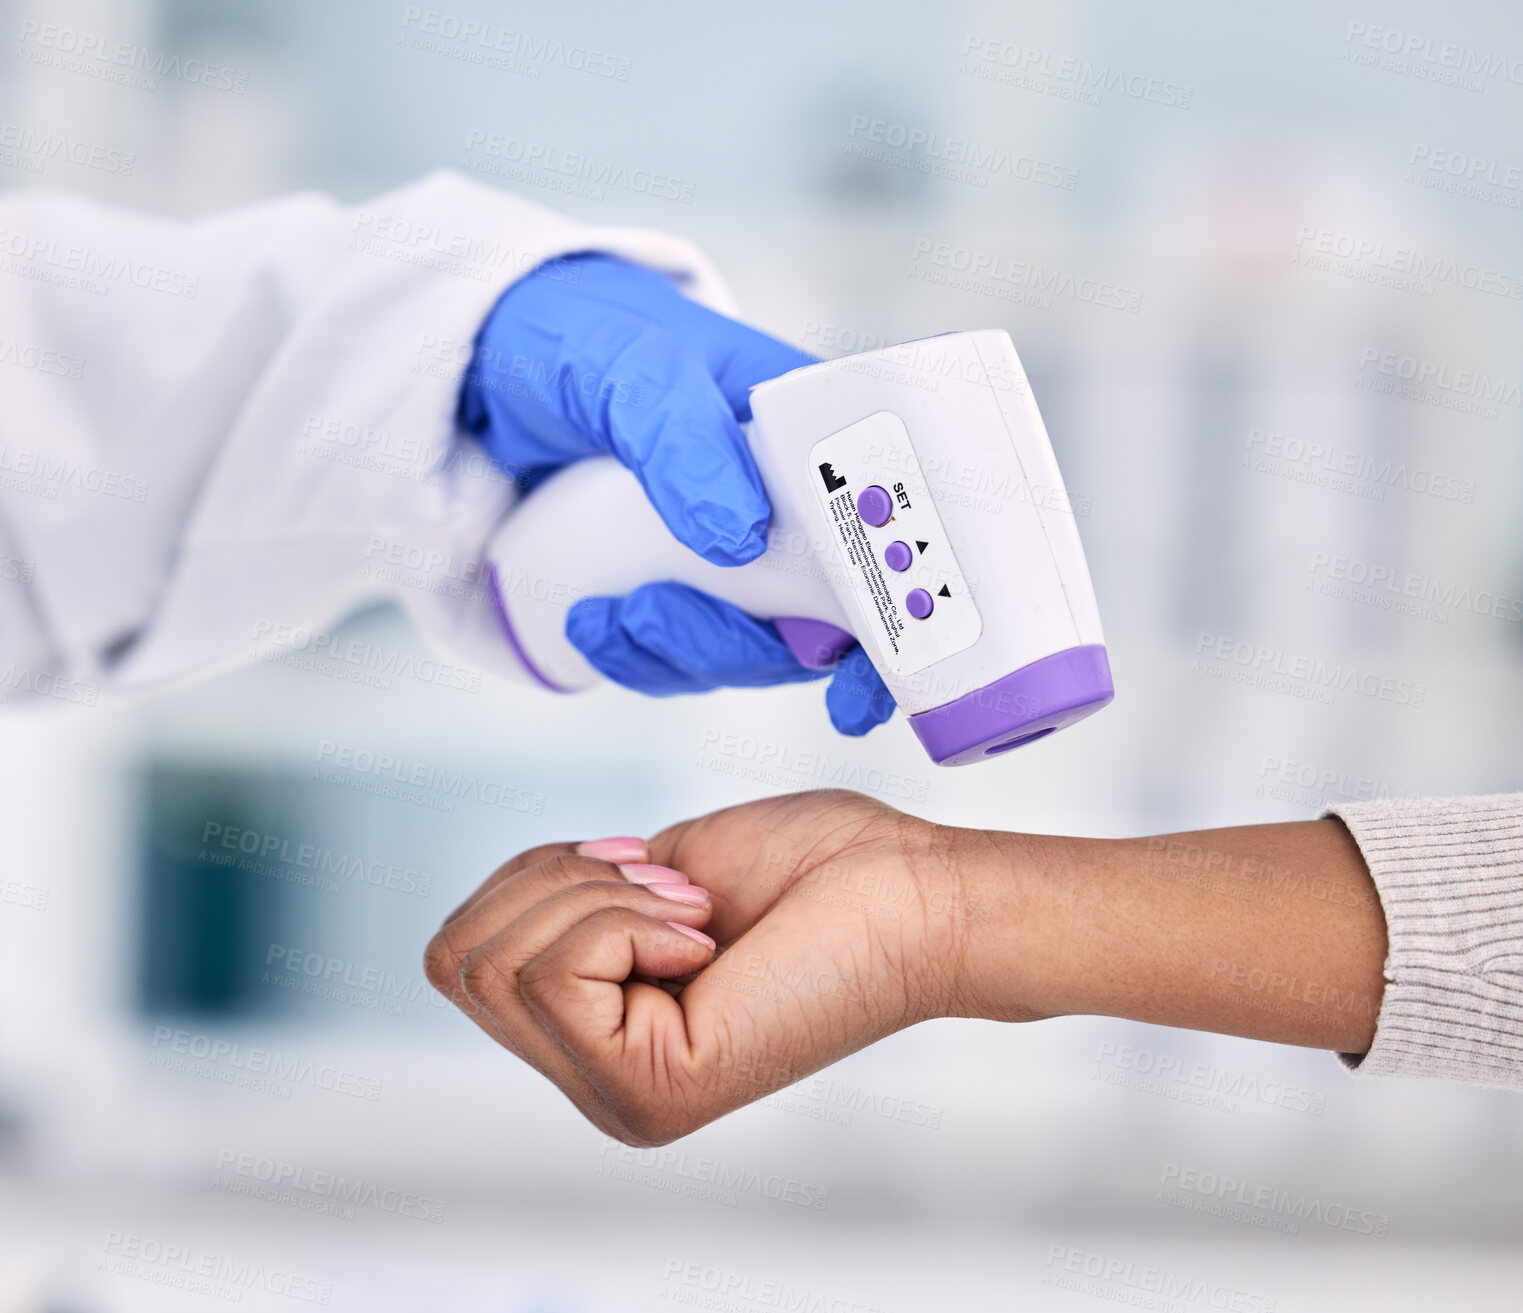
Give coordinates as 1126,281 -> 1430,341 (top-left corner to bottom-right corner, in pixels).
1324,793 -> 1523,1090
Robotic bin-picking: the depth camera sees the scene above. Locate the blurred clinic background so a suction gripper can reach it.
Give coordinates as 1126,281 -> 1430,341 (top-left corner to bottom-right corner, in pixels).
2,0 -> 1522,1309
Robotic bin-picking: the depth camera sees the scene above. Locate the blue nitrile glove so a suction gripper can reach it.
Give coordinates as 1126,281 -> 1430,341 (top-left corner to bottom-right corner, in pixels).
564,583 -> 897,736
459,252 -> 896,736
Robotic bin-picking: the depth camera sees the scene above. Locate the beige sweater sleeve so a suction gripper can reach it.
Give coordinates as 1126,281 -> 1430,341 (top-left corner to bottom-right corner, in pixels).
1324,793 -> 1523,1090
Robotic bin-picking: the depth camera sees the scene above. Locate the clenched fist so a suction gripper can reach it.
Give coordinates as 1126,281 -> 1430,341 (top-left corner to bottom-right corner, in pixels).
423,791 -> 994,1146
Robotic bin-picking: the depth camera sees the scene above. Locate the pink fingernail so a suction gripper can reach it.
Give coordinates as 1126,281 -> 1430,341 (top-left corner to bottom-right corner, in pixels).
644,883 -> 709,907
618,863 -> 687,886
665,922 -> 716,949
577,837 -> 647,862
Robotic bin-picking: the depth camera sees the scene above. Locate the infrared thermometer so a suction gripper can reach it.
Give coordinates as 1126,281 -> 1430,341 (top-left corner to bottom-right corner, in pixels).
484,330 -> 1111,765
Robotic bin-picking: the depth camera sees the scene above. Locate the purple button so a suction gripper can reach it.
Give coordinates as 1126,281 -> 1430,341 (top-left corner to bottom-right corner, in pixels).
905,588 -> 934,619
856,485 -> 893,527
883,540 -> 913,572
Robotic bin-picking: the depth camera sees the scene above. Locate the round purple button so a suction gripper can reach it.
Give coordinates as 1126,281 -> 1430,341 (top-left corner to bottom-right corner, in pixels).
905,587 -> 934,620
856,485 -> 894,527
883,540 -> 913,572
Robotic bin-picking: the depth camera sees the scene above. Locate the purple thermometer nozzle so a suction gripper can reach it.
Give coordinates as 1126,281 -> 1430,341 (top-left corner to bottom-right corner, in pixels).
907,644 -> 1113,766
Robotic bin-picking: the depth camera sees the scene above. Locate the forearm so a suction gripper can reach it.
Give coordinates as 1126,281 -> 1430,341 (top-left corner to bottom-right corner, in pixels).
954,820 -> 1388,1053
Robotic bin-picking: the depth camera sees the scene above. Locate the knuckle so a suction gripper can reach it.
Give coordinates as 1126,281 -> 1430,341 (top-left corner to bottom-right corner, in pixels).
475,843 -> 566,892
543,882 -> 645,925
574,904 -> 647,939
459,951 -> 510,1007
515,954 -> 558,1008
510,842 -> 583,876
521,841 -> 576,865
587,903 -> 640,927
423,930 -> 467,993
540,851 -> 614,887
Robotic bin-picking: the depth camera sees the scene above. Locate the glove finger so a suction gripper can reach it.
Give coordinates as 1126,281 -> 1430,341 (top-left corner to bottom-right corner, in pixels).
602,332 -> 772,566
468,255 -> 799,564
467,297 -> 648,470
825,646 -> 897,736
566,584 -> 828,696
545,253 -> 812,420
463,256 -> 674,472
611,584 -> 829,689
697,316 -> 817,422
565,595 -> 693,695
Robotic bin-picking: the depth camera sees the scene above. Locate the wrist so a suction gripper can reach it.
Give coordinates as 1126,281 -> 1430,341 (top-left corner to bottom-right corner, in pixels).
910,821 -> 1102,1024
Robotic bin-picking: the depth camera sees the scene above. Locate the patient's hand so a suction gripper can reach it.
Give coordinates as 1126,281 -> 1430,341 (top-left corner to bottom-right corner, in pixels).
424,790 -> 983,1145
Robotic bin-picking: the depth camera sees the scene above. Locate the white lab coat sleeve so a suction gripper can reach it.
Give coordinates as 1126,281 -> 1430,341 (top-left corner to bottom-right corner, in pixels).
0,170 -> 737,703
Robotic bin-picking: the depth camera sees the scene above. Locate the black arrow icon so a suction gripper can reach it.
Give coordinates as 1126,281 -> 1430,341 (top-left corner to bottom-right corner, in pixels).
937,584 -> 951,598
916,540 -> 929,554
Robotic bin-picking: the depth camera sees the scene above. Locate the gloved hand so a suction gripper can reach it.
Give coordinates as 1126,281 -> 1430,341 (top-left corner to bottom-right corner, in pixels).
459,253 -> 895,736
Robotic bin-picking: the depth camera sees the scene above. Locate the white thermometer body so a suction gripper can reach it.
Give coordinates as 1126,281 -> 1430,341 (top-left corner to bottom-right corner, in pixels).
486,331 -> 1112,765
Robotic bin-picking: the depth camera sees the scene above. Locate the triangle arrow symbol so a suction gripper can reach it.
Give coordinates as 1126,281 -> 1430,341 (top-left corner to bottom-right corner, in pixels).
937,584 -> 951,598
916,540 -> 929,554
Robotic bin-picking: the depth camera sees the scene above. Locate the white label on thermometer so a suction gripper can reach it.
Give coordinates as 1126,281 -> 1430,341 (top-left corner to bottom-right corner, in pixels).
808,411 -> 983,676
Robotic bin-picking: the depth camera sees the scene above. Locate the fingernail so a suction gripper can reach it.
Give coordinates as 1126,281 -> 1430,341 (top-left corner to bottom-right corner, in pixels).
577,837 -> 647,862
618,863 -> 687,886
643,883 -> 709,907
665,922 -> 716,949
